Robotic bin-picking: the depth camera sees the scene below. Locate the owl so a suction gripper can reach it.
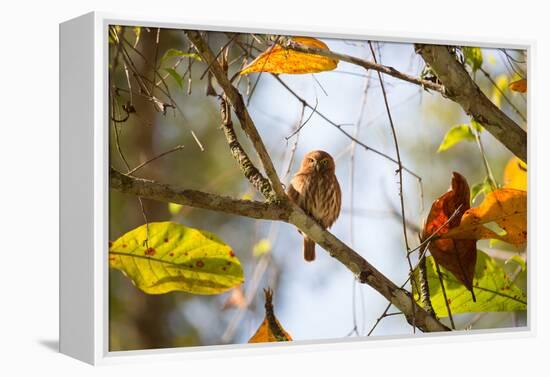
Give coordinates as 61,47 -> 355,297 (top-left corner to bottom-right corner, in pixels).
287,150 -> 341,261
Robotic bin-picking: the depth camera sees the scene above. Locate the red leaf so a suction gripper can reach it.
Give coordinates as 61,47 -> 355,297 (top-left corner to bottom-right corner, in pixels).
423,172 -> 477,299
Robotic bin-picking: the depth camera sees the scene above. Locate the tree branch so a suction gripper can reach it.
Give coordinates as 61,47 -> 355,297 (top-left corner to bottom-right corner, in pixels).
186,31 -> 286,200
110,168 -> 290,221
110,168 -> 449,333
415,44 -> 527,162
283,39 -> 444,93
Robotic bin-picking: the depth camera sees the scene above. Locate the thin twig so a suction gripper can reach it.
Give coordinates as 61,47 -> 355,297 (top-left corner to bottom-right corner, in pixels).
126,145 -> 185,176
368,41 -> 415,333
273,75 -> 422,181
435,261 -> 455,329
349,72 -> 372,336
479,66 -> 526,122
285,98 -> 319,140
282,39 -> 444,93
186,30 -> 285,199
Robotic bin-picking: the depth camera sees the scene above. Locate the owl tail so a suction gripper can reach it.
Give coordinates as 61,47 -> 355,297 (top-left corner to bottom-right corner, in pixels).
303,237 -> 316,262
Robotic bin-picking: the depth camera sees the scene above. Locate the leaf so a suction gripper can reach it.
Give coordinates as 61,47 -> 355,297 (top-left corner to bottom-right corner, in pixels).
109,222 -> 244,295
463,47 -> 483,73
503,157 -> 527,190
506,255 -> 526,272
241,192 -> 254,201
437,124 -> 476,152
164,68 -> 184,89
249,288 -> 292,343
160,48 -> 202,64
414,250 -> 527,317
443,189 -> 527,245
509,78 -> 527,93
240,37 -> 338,75
470,177 -> 493,204
423,172 -> 477,294
253,238 -> 272,257
492,74 -> 508,108
168,202 -> 183,216
470,119 -> 483,132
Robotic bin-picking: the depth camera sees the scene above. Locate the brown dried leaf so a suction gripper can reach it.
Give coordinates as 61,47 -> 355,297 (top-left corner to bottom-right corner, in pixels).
248,288 -> 292,343
509,78 -> 527,93
423,172 -> 477,295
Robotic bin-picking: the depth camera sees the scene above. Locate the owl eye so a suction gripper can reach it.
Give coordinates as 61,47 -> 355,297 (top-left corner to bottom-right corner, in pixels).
308,158 -> 315,163
320,159 -> 328,165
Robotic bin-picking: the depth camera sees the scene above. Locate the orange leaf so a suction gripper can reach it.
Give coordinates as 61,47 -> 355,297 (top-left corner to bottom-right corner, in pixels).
248,288 -> 292,343
423,172 -> 477,296
509,78 -> 527,93
503,157 -> 527,191
443,189 -> 527,246
240,37 -> 338,75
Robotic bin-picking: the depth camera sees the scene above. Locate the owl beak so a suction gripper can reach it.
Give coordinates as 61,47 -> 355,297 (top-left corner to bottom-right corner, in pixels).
314,161 -> 321,172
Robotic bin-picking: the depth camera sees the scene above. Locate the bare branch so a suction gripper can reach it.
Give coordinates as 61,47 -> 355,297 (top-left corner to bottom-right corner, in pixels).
283,39 -> 444,93
110,168 -> 289,221
415,44 -> 527,162
186,31 -> 286,199
220,89 -> 275,200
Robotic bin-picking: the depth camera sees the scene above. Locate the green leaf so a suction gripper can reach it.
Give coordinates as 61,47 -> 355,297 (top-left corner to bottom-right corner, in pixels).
168,202 -> 183,216
463,47 -> 483,73
470,119 -> 483,132
470,177 -> 492,204
437,124 -> 476,152
160,48 -> 202,64
253,238 -> 272,257
109,222 -> 244,295
492,74 -> 508,108
164,68 -> 184,89
506,255 -> 526,272
414,250 -> 526,317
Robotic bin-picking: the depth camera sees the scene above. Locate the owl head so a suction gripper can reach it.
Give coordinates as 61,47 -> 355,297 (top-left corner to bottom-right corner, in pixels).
300,150 -> 336,174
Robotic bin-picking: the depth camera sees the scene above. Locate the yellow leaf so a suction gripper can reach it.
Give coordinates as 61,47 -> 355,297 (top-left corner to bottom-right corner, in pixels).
240,37 -> 338,75
248,289 -> 292,343
241,191 -> 254,201
503,157 -> 527,190
443,189 -> 527,245
492,74 -> 508,108
168,202 -> 183,216
109,222 -> 244,295
253,238 -> 272,257
509,78 -> 527,93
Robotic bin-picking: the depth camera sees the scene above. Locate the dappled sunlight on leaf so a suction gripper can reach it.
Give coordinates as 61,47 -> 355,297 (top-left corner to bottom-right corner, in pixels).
437,124 -> 476,152
240,37 -> 338,75
503,157 -> 527,190
414,250 -> 526,317
444,189 -> 527,245
109,222 -> 244,295
248,288 -> 292,343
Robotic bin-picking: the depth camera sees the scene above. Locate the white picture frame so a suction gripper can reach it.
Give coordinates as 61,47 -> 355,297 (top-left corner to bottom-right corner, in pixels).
59,11 -> 534,365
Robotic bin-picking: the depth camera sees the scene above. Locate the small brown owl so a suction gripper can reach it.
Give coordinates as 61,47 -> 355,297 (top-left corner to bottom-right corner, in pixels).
287,150 -> 341,262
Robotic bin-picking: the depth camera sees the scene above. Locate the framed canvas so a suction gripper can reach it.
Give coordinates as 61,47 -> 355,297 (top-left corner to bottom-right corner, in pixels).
59,12 -> 532,365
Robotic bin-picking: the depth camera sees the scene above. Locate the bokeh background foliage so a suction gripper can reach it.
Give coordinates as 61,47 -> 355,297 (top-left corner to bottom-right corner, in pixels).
109,26 -> 527,351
